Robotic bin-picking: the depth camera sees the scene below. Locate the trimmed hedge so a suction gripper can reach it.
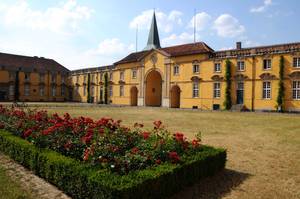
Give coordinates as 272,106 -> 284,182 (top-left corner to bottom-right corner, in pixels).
0,130 -> 226,199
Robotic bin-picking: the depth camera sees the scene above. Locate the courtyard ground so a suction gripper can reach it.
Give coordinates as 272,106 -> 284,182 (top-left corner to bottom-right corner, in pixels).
0,103 -> 299,198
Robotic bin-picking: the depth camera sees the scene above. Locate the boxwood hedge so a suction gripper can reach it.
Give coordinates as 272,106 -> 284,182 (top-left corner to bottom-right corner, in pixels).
0,130 -> 226,199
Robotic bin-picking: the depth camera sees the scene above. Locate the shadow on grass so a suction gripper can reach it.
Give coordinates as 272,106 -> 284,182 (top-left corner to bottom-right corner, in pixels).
169,169 -> 251,199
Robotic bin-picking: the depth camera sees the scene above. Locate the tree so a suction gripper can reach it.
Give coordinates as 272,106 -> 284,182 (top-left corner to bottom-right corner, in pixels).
104,72 -> 108,104
14,71 -> 19,102
276,56 -> 285,112
87,73 -> 91,103
223,59 -> 232,110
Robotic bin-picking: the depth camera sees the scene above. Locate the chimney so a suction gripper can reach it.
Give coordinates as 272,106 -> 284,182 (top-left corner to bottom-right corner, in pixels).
236,42 -> 242,50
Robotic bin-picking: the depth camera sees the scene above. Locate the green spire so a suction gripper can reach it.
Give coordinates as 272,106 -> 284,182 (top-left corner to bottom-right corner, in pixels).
144,11 -> 161,50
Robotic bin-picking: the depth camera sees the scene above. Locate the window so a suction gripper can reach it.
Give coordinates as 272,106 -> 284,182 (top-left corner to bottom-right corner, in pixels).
91,74 -> 95,83
61,86 -> 65,96
293,57 -> 300,68
120,85 -> 124,96
120,71 -> 124,81
292,81 -> 300,100
237,61 -> 245,71
24,84 -> 30,96
174,65 -> 179,75
91,86 -> 94,96
213,82 -> 221,98
39,74 -> 45,82
100,73 -> 103,81
39,86 -> 44,96
263,59 -> 272,70
52,86 -> 56,97
214,63 -> 221,72
75,85 -> 79,93
84,75 -> 87,83
132,69 -> 137,79
76,76 -> 79,83
193,64 -> 199,73
9,72 -> 15,81
83,85 -> 86,96
192,82 -> 199,98
110,72 -> 113,81
109,85 -> 113,97
9,85 -> 14,96
51,74 -> 56,83
62,76 -> 65,84
262,81 -> 271,99
24,73 -> 30,81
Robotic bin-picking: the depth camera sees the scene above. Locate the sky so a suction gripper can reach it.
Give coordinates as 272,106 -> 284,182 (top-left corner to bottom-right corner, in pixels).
0,0 -> 299,70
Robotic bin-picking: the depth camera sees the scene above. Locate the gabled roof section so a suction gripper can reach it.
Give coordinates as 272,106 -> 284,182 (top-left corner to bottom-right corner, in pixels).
115,42 -> 214,65
0,52 -> 69,73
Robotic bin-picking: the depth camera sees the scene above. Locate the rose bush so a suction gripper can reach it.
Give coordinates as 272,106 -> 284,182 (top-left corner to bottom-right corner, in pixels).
0,104 -> 203,174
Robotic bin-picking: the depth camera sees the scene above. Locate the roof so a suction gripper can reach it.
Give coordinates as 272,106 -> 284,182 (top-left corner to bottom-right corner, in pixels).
115,42 -> 214,65
214,42 -> 300,58
0,52 -> 69,74
144,12 -> 161,50
71,65 -> 115,75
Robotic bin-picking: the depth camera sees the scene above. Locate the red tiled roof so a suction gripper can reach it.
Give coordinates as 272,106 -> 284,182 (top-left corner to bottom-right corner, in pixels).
0,52 -> 69,73
114,42 -> 214,65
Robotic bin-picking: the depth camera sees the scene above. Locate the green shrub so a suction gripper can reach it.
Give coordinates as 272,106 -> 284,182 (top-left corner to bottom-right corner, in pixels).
0,130 -> 226,199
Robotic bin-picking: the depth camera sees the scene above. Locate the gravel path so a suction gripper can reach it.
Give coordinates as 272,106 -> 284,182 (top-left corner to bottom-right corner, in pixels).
0,152 -> 70,199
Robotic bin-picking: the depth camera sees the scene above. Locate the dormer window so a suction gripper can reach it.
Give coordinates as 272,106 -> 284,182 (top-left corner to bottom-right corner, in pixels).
174,65 -> 179,75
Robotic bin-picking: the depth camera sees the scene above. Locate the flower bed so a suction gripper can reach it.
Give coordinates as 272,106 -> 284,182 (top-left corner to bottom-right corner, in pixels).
0,105 -> 226,198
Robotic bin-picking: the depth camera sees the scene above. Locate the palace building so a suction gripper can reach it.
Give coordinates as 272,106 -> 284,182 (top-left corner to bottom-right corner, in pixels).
1,12 -> 300,111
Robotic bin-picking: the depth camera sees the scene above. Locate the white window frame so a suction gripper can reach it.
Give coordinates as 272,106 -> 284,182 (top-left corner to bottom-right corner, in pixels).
173,65 -> 179,75
193,64 -> 200,74
262,81 -> 271,99
292,81 -> 300,100
293,57 -> 300,68
263,59 -> 272,70
24,84 -> 30,96
9,85 -> 14,96
192,82 -> 199,98
109,85 -> 113,97
213,82 -> 221,98
120,85 -> 124,96
214,63 -> 221,72
120,71 -> 124,81
237,61 -> 245,71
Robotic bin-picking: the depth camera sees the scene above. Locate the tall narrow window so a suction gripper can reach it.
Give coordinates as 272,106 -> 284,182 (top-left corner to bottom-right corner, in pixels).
9,72 -> 15,81
9,85 -> 14,96
84,75 -> 87,83
110,72 -> 113,81
24,84 -> 30,96
51,74 -> 56,83
214,63 -> 221,72
24,73 -> 30,81
40,86 -> 45,96
262,81 -> 271,99
292,81 -> 300,100
213,82 -> 221,98
83,85 -> 86,96
193,64 -> 199,73
293,57 -> 300,68
192,82 -> 199,98
91,74 -> 95,83
100,73 -> 103,81
61,76 -> 65,84
109,85 -> 113,97
132,69 -> 137,79
52,86 -> 56,97
61,86 -> 65,96
237,61 -> 245,71
76,76 -> 79,83
174,65 -> 179,75
91,86 -> 94,96
263,59 -> 272,70
120,71 -> 124,81
39,74 -> 45,82
120,85 -> 124,96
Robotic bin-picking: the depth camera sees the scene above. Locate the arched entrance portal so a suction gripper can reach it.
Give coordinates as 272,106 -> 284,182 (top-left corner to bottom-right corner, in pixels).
145,70 -> 162,106
130,86 -> 138,106
170,85 -> 180,108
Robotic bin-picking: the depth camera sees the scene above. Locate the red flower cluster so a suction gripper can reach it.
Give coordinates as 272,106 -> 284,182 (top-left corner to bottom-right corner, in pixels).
168,151 -> 180,163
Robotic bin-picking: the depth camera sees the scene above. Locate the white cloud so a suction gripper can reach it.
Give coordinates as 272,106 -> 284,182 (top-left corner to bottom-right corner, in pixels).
213,14 -> 245,38
129,9 -> 183,33
188,12 -> 211,31
250,0 -> 272,13
0,0 -> 93,34
162,32 -> 198,46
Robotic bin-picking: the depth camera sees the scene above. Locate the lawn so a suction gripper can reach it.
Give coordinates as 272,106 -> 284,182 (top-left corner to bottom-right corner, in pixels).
1,103 -> 300,198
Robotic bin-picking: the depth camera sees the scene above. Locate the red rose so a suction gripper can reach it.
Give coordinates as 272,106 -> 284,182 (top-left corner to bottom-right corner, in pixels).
142,132 -> 150,140
173,132 -> 185,142
168,151 -> 180,163
155,159 -> 161,165
23,129 -> 32,138
192,139 -> 200,148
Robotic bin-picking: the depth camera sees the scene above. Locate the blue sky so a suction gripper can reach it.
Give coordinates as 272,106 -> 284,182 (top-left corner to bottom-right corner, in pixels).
0,0 -> 299,69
